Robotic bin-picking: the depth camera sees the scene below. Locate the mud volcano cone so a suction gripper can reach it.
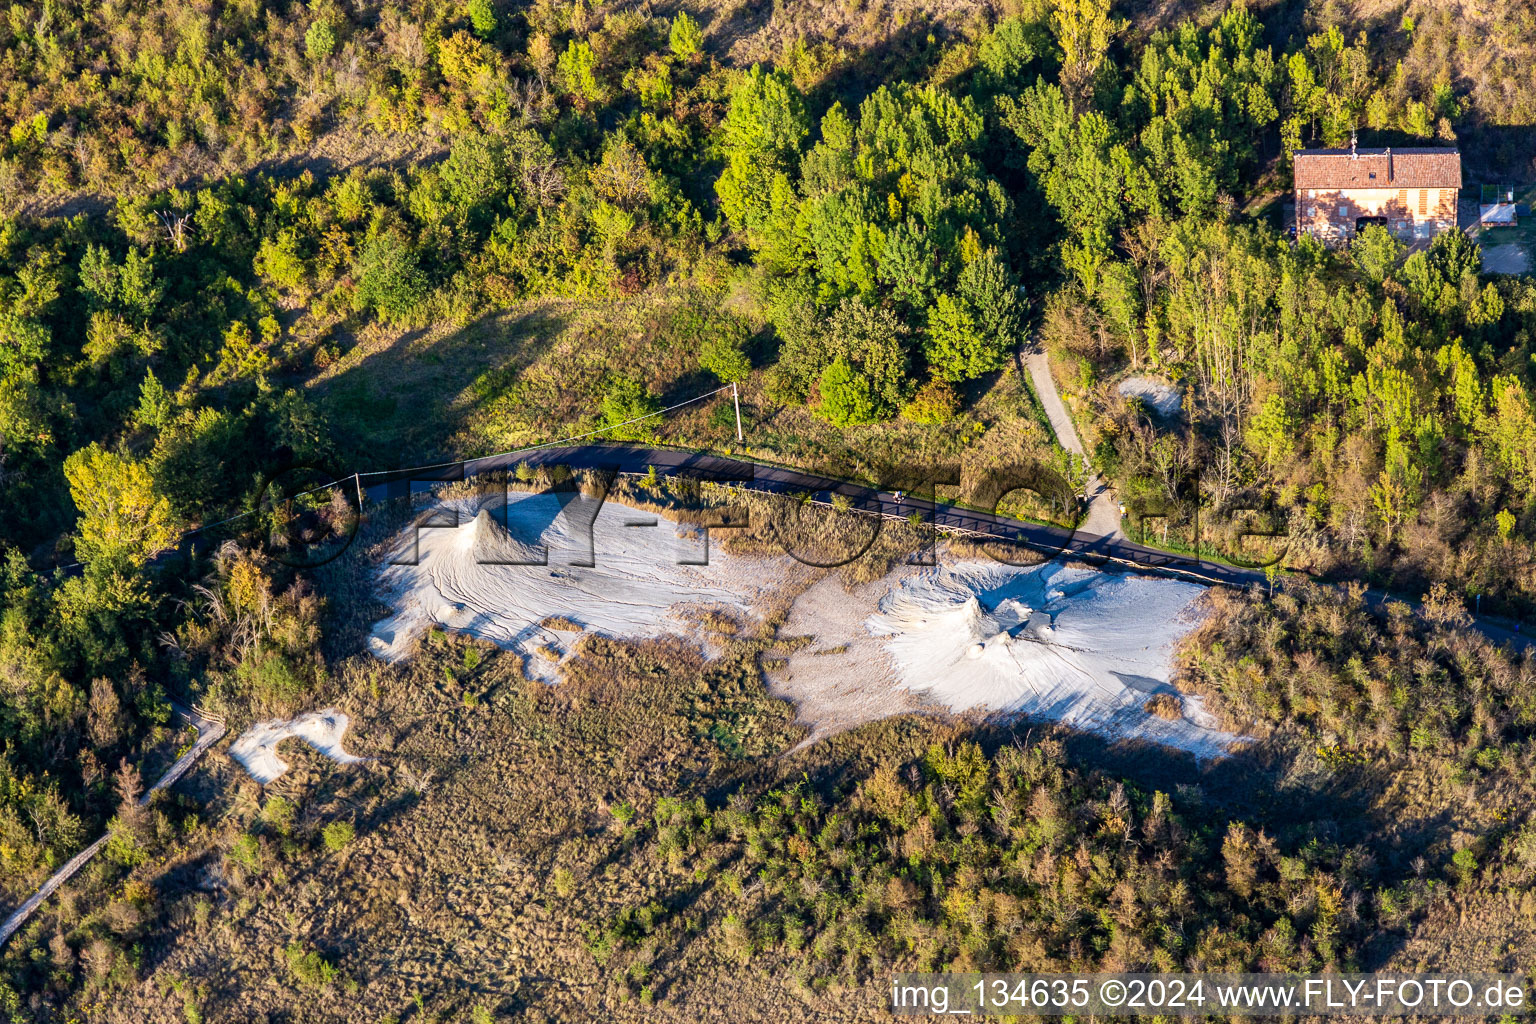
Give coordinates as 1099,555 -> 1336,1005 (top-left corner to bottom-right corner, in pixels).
470,508 -> 543,565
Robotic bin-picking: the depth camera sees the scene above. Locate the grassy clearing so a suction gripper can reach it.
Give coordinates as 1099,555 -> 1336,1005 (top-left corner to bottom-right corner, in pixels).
306,302 -> 573,463
304,287 -> 1060,507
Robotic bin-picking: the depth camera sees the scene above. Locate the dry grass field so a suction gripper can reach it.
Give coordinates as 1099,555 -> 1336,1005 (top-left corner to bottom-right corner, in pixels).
59,611 -> 1536,1022
64,625 -> 965,1022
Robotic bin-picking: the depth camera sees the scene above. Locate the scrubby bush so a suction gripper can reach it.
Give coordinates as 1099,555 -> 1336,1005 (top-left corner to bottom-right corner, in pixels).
322,822 -> 355,852
466,0 -> 497,37
284,942 -> 339,989
669,13 -> 703,59
304,19 -> 337,62
355,232 -> 427,322
815,358 -> 877,426
229,834 -> 261,872
700,334 -> 750,383
901,379 -> 960,423
599,376 -> 660,439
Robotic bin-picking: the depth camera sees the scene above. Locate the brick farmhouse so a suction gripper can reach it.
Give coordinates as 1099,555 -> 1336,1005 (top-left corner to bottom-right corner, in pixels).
1293,146 -> 1461,243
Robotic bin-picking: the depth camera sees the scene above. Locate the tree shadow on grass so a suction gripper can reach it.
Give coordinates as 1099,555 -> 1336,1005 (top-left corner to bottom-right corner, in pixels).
1009,720 -> 1460,865
311,305 -> 570,470
786,712 -> 1463,967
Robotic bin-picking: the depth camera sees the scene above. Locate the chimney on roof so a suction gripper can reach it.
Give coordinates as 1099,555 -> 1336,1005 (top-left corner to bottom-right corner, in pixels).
1351,130 -> 1357,160
1386,146 -> 1392,182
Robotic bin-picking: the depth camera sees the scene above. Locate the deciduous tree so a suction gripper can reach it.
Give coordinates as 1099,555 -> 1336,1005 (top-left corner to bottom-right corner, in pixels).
63,444 -> 179,569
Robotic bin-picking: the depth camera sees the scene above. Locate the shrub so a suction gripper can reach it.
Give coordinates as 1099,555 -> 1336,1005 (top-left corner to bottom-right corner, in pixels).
466,0 -> 497,37
1451,846 -> 1478,885
902,379 -> 960,423
720,912 -> 753,964
355,231 -> 427,322
669,12 -> 703,58
229,834 -> 260,872
823,299 -> 911,414
700,334 -> 750,383
304,19 -> 337,63
1143,693 -> 1183,720
232,646 -> 307,705
284,942 -> 338,989
557,41 -> 600,103
440,133 -> 508,216
262,797 -> 296,836
135,370 -> 172,429
322,821 -> 355,852
815,357 -> 877,426
104,818 -> 148,867
255,230 -> 307,292
600,376 -> 660,439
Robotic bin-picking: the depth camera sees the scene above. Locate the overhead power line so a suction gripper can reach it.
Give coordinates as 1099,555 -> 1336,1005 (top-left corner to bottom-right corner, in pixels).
357,384 -> 734,479
177,383 -> 738,542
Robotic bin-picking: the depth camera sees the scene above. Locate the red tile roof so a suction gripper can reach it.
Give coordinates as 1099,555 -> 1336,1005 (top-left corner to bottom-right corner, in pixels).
1293,148 -> 1462,190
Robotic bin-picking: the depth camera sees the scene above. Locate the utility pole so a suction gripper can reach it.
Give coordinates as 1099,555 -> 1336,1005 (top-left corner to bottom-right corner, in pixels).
732,381 -> 743,443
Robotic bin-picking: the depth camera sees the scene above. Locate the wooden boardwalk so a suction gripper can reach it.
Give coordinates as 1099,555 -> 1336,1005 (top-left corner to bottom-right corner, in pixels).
0,702 -> 226,949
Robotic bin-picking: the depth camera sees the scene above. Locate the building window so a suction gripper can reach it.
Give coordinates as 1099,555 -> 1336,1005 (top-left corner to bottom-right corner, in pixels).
1418,189 -> 1428,215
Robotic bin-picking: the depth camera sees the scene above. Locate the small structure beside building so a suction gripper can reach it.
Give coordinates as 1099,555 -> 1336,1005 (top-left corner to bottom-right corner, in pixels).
1293,141 -> 1461,243
1481,187 -> 1520,229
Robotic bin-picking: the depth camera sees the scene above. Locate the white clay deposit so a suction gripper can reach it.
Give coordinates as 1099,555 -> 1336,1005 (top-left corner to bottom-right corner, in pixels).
368,491 -> 779,680
773,560 -> 1240,758
1118,376 -> 1184,417
230,709 -> 368,784
369,490 -> 1242,758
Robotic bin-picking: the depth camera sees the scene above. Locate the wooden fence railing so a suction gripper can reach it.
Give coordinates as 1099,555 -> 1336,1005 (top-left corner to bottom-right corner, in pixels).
0,704 -> 227,949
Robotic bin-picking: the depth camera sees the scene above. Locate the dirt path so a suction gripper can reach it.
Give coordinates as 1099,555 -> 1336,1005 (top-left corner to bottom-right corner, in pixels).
1024,349 -> 1124,542
1483,243 -> 1531,274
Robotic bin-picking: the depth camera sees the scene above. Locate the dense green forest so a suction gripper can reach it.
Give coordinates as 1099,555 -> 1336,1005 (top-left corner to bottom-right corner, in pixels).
1,0 -> 1535,1016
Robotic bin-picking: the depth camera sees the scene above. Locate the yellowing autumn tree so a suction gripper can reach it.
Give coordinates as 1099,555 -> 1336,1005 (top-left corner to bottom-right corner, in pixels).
1050,0 -> 1125,112
63,443 -> 179,568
